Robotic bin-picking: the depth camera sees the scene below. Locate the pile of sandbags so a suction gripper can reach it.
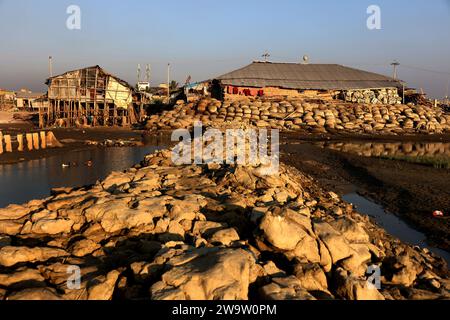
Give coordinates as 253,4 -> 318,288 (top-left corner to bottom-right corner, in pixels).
145,98 -> 450,135
344,89 -> 402,105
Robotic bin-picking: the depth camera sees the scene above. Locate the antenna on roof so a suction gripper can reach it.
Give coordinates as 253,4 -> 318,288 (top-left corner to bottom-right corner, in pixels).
146,64 -> 151,86
391,60 -> 400,80
262,52 -> 271,62
137,64 -> 141,84
302,55 -> 309,64
48,56 -> 53,77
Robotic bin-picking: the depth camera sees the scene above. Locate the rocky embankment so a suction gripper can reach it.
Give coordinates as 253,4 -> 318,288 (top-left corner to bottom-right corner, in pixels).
145,98 -> 450,135
0,148 -> 449,300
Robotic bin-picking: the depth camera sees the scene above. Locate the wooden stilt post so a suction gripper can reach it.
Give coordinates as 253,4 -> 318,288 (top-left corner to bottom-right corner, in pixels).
17,134 -> 24,152
0,131 -> 3,154
39,107 -> 44,128
4,135 -> 12,153
32,133 -> 40,150
40,131 -> 47,149
26,133 -> 33,151
113,104 -> 117,126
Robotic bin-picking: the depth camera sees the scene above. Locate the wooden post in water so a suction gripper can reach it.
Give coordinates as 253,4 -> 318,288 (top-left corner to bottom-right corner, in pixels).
32,133 -> 40,150
40,132 -> 47,149
26,133 -> 33,151
38,107 -> 44,128
4,135 -> 12,153
17,134 -> 24,152
0,131 -> 3,154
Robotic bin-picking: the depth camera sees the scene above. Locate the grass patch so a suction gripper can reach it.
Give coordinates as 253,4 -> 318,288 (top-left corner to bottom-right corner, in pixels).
378,155 -> 450,169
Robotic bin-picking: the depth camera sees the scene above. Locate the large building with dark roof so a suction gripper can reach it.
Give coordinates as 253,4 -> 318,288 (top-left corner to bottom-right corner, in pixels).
213,62 -> 404,103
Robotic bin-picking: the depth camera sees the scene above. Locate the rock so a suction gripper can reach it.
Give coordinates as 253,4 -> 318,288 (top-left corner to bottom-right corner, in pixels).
0,269 -> 46,288
130,261 -> 163,283
87,201 -> 154,233
313,222 -> 354,263
7,287 -> 62,300
0,204 -> 31,221
387,253 -> 422,287
169,200 -> 200,222
262,261 -> 286,277
293,263 -> 328,292
260,209 -> 319,260
192,221 -> 227,238
150,248 -> 256,300
334,268 -> 384,300
0,235 -> 11,247
260,276 -> 316,300
71,239 -> 101,257
102,171 -> 133,191
0,246 -> 69,267
31,219 -> 74,235
0,220 -> 23,235
329,218 -> 370,243
341,243 -> 372,276
209,228 -> 240,246
259,210 -> 309,251
87,270 -> 121,300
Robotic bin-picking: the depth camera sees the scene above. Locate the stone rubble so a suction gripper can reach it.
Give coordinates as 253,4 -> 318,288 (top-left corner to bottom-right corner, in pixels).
145,98 -> 450,135
0,148 -> 448,300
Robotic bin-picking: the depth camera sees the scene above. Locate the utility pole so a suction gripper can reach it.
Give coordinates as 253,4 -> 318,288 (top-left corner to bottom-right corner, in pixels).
137,64 -> 141,86
48,56 -> 53,78
146,64 -> 151,87
445,78 -> 449,106
391,60 -> 400,80
167,63 -> 171,100
262,52 -> 270,62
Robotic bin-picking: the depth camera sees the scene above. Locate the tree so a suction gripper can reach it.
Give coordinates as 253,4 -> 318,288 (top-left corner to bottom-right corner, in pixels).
170,80 -> 179,91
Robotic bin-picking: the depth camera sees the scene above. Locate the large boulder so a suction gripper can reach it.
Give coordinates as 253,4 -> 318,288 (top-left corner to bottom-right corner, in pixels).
0,220 -> 23,235
0,204 -> 31,221
87,270 -> 121,300
0,246 -> 69,267
6,288 -> 62,300
31,219 -> 74,235
260,276 -> 316,300
333,268 -> 385,300
150,248 -> 257,300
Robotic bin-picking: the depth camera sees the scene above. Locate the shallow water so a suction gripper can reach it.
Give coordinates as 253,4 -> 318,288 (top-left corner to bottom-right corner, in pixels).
343,193 -> 450,266
0,145 -> 164,207
317,141 -> 450,160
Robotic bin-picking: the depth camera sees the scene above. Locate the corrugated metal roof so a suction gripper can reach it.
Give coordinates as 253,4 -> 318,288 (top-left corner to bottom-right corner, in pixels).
16,91 -> 44,99
46,65 -> 134,90
216,62 -> 402,90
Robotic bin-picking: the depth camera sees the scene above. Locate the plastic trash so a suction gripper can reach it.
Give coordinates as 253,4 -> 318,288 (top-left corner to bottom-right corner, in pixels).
433,211 -> 444,217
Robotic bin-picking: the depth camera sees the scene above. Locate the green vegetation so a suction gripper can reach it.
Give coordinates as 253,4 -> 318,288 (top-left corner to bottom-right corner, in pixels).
378,155 -> 450,169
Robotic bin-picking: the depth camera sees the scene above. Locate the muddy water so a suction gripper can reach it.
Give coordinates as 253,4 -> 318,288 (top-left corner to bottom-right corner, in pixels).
0,145 -> 164,208
344,193 -> 450,266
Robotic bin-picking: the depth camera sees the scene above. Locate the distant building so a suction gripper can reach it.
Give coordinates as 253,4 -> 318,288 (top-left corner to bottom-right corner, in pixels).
0,89 -> 16,110
45,65 -> 137,127
15,89 -> 45,110
137,81 -> 150,92
214,61 -> 404,103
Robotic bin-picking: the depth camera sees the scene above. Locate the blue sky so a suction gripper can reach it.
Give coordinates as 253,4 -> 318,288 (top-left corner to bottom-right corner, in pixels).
0,0 -> 449,98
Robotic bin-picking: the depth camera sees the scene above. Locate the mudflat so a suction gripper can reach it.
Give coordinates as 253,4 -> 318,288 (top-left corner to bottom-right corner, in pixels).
281,133 -> 450,251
